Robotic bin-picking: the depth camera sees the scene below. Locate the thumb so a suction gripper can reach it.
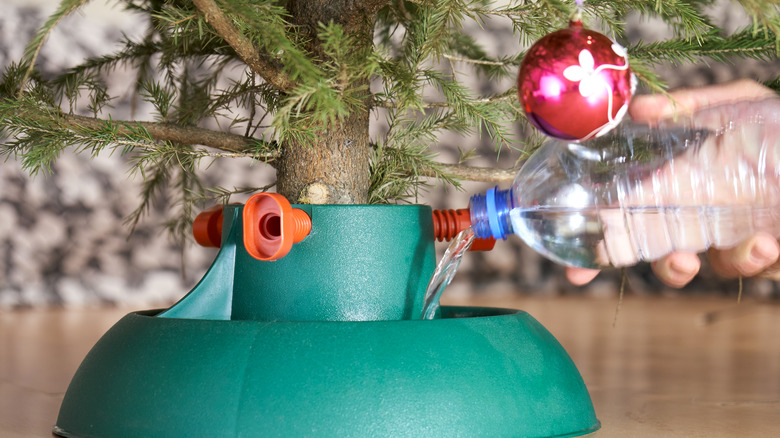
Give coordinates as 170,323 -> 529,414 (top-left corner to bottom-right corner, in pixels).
628,93 -> 677,123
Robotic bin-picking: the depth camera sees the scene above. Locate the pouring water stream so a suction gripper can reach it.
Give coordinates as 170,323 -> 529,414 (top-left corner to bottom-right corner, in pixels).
421,227 -> 476,319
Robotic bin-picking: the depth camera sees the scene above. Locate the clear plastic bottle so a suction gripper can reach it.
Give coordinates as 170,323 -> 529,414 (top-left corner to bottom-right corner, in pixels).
470,98 -> 780,269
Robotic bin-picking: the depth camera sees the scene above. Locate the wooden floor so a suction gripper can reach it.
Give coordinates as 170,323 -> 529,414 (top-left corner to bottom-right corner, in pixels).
1,296 -> 779,437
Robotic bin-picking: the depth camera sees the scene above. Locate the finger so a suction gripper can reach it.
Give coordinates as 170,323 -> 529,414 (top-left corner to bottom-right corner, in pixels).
757,259 -> 780,281
566,267 -> 601,286
628,93 -> 677,122
629,79 -> 776,123
650,252 -> 701,288
707,232 -> 780,278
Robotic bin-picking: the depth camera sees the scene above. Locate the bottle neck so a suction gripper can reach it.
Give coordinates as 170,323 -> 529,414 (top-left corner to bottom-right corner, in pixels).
469,187 -> 514,240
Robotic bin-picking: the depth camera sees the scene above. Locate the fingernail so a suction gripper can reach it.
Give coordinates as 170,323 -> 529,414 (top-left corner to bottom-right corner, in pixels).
670,259 -> 696,277
750,240 -> 775,264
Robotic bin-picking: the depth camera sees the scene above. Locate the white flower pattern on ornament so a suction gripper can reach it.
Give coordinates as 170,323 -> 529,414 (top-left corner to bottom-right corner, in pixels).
562,43 -> 631,139
562,49 -> 600,97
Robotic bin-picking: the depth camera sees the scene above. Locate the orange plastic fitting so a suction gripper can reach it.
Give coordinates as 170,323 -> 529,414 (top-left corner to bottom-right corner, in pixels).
192,205 -> 224,248
194,202 -> 492,254
243,192 -> 312,261
431,208 -> 496,251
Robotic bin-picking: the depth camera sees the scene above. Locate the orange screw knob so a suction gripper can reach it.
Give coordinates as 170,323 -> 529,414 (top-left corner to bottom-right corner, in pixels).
192,205 -> 224,248
431,208 -> 496,251
243,193 -> 312,261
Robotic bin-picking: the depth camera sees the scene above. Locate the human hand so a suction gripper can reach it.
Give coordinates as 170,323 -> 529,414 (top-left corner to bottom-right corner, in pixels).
566,79 -> 780,288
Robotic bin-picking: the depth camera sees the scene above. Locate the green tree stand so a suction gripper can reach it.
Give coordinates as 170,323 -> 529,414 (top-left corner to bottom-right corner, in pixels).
54,204 -> 599,437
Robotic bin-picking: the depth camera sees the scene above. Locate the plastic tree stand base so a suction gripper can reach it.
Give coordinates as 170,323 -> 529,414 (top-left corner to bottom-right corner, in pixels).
54,204 -> 599,438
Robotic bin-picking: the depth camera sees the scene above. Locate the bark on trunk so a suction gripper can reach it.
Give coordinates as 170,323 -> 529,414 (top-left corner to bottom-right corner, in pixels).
277,0 -> 386,204
277,106 -> 371,204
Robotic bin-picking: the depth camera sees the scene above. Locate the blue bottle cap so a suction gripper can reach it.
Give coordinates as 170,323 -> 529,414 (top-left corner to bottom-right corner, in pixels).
486,188 -> 505,240
470,187 -> 513,240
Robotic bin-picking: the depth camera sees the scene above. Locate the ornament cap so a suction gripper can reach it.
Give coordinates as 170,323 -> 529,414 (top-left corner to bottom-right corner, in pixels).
570,2 -> 584,24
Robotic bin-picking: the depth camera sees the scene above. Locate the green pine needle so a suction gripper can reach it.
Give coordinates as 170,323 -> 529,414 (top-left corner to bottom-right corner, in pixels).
629,26 -> 779,66
18,0 -> 91,97
2,0 -> 779,241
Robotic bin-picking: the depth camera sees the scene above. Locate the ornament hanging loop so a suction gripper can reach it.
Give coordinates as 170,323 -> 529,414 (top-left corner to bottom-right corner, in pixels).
571,0 -> 585,24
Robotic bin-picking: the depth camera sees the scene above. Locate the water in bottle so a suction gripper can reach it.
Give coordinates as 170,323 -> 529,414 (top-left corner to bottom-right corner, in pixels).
470,98 -> 780,269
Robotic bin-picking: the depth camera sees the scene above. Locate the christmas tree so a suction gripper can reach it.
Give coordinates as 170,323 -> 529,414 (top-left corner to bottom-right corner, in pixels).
1,0 -> 778,247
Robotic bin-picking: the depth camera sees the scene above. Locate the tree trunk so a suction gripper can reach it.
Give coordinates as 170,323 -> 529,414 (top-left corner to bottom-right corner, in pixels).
277,0 -> 385,204
277,106 -> 371,204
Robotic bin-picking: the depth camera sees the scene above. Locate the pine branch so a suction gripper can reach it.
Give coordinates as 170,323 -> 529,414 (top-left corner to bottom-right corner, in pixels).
586,0 -> 713,41
374,87 -> 518,109
429,163 -> 517,182
164,151 -> 205,260
628,61 -> 670,95
629,26 -> 779,66
198,184 -> 275,205
53,38 -> 160,87
7,0 -> 780,214
424,69 -> 515,149
443,53 -> 507,66
442,34 -> 525,80
18,0 -> 90,97
270,21 -> 379,146
0,99 -> 279,173
471,0 -> 572,44
369,139 -> 457,203
368,147 -> 518,204
31,111 -> 275,158
401,0 -> 489,66
191,0 -> 294,92
123,154 -> 171,235
732,0 -> 780,48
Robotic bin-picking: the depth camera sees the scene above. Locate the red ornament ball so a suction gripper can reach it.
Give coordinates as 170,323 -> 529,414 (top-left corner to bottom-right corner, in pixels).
518,21 -> 633,141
